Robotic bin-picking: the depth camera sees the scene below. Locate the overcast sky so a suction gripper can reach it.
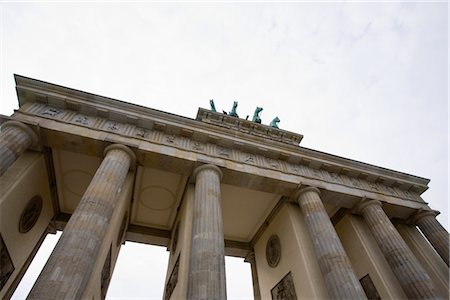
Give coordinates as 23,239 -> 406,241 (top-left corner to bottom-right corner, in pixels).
2,2 -> 448,300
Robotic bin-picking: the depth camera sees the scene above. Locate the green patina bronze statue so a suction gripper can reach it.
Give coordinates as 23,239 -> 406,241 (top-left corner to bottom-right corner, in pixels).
270,117 -> 280,129
229,101 -> 239,118
252,107 -> 263,123
209,99 -> 217,112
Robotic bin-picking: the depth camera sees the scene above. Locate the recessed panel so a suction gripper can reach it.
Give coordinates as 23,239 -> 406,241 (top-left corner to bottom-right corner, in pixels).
131,166 -> 186,230
221,184 -> 280,242
53,149 -> 101,213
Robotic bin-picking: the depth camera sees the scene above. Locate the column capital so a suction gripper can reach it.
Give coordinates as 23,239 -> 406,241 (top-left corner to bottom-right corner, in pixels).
352,198 -> 382,215
104,144 -> 136,168
193,164 -> 223,182
244,251 -> 255,264
2,120 -> 39,147
408,209 -> 439,225
294,186 -> 321,200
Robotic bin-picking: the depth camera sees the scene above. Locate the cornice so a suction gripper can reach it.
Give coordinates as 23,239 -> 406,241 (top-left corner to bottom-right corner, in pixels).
13,75 -> 430,196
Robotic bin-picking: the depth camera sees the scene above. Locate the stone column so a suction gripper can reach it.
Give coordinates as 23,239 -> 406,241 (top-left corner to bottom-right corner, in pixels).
187,164 -> 226,300
354,199 -> 440,299
28,144 -> 136,299
0,121 -> 38,176
295,187 -> 367,299
411,210 -> 449,266
244,252 -> 261,300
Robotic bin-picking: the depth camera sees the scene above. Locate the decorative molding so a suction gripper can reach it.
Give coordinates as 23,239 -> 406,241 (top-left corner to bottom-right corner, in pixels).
23,102 -> 423,203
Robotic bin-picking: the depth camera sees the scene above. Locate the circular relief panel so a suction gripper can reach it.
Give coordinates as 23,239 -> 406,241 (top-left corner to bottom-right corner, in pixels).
266,234 -> 281,268
19,195 -> 43,233
140,186 -> 175,211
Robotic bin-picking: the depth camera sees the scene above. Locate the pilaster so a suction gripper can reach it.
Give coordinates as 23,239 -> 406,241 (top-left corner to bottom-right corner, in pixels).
244,251 -> 261,300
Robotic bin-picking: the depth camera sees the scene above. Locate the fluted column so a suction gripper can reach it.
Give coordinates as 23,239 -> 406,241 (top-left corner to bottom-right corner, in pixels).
28,144 -> 136,299
0,121 -> 38,176
244,252 -> 261,300
411,210 -> 449,266
354,199 -> 440,299
187,164 -> 226,300
296,187 -> 367,299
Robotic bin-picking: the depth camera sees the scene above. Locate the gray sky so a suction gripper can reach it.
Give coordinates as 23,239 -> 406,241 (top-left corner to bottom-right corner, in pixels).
2,2 -> 448,299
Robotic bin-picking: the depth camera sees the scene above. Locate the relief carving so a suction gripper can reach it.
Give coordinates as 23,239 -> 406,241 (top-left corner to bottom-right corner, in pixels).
244,154 -> 256,164
217,146 -> 231,158
74,115 -> 90,125
135,128 -> 147,138
106,122 -> 120,131
266,235 -> 281,268
164,255 -> 180,300
289,164 -> 301,174
271,272 -> 297,300
42,107 -> 62,117
192,141 -> 205,152
266,158 -> 280,169
165,134 -> 176,144
0,234 -> 14,290
19,195 -> 43,233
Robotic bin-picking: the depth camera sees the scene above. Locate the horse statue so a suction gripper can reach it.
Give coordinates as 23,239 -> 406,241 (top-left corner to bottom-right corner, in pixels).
229,101 -> 239,117
270,117 -> 280,129
209,99 -> 217,112
252,107 -> 263,123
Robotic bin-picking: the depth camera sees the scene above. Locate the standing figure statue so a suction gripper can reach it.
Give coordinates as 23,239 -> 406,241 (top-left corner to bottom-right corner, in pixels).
270,117 -> 280,129
209,99 -> 217,112
229,101 -> 239,118
252,107 -> 263,123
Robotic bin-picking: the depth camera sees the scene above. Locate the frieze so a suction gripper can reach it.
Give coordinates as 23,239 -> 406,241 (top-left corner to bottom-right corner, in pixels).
25,103 -> 421,203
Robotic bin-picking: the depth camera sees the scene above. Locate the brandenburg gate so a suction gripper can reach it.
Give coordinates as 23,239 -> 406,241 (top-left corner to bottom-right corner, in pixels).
1,75 -> 448,299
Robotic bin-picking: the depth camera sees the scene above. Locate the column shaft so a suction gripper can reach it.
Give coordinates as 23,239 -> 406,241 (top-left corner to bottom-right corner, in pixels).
414,212 -> 449,266
28,144 -> 135,299
356,200 -> 440,299
187,164 -> 226,300
296,187 -> 367,299
0,121 -> 38,176
244,252 -> 261,300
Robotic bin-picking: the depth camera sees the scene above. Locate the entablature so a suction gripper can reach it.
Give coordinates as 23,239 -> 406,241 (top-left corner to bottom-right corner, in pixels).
12,75 -> 430,207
